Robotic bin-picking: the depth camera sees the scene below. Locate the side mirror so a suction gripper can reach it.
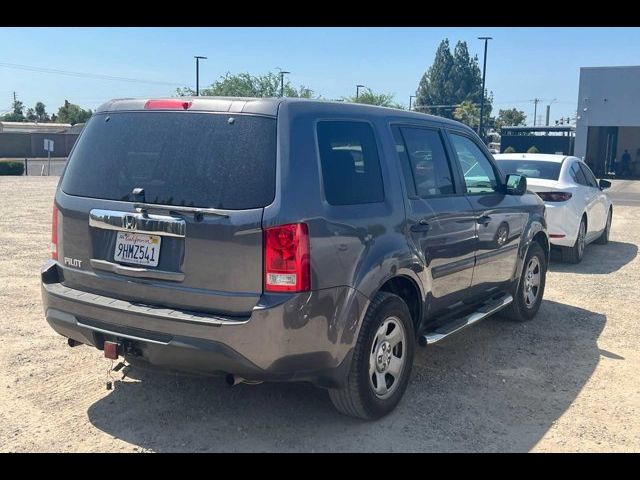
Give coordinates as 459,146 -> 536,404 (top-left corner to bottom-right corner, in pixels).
599,179 -> 611,190
505,174 -> 527,196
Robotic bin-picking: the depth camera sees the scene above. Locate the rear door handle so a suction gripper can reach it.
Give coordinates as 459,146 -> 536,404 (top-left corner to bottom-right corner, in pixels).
477,215 -> 491,226
410,219 -> 430,232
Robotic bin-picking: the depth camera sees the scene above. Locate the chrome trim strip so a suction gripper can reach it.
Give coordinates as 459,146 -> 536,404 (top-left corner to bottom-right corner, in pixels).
89,209 -> 186,237
90,259 -> 185,282
422,294 -> 513,345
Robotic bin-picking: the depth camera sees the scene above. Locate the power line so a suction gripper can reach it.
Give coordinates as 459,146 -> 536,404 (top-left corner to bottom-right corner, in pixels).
0,62 -> 185,87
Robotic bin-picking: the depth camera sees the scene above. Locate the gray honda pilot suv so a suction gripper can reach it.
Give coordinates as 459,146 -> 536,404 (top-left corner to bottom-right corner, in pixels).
41,97 -> 549,419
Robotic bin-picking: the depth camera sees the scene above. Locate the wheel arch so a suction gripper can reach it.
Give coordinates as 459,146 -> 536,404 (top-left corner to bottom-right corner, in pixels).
513,217 -> 548,287
376,275 -> 423,335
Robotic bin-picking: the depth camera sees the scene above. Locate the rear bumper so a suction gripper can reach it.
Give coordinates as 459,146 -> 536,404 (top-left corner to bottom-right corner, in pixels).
41,261 -> 368,387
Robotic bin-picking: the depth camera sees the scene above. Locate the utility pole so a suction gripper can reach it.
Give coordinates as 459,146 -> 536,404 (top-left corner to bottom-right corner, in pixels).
477,36 -> 492,140
531,98 -> 540,126
194,56 -> 207,96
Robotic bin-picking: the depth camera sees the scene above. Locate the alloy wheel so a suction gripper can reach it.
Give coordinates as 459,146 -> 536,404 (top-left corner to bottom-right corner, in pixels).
369,317 -> 407,400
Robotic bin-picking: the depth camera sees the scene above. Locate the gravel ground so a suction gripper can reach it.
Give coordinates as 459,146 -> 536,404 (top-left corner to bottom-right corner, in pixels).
1,177 -> 639,452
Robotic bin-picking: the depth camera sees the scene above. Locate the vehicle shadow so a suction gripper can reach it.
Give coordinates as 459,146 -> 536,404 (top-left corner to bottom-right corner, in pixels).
87,300 -> 605,452
549,240 -> 637,274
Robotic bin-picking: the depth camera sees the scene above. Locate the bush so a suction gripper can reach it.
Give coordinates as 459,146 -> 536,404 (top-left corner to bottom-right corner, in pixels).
527,146 -> 540,153
504,146 -> 516,153
0,161 -> 25,176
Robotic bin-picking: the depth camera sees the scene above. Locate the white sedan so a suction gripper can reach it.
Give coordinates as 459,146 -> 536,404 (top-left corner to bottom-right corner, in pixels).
494,153 -> 612,263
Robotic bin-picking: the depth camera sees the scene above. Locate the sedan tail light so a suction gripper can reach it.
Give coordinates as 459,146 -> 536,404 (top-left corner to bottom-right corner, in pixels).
51,204 -> 59,260
264,223 -> 310,292
537,191 -> 572,202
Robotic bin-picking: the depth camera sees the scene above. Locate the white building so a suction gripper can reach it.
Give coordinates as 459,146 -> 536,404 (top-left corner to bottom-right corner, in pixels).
574,66 -> 640,177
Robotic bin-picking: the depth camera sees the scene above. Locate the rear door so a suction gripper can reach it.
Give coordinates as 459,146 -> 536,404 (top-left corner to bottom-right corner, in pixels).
579,162 -> 608,236
446,131 -> 526,291
56,110 -> 277,316
391,125 -> 477,316
569,161 -> 600,237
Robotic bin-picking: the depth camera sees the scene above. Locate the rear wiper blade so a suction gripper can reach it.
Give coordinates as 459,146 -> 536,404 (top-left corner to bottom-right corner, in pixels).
133,202 -> 230,219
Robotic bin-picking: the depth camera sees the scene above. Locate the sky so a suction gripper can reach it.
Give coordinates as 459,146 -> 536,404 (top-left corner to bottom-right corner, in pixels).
1,27 -> 639,125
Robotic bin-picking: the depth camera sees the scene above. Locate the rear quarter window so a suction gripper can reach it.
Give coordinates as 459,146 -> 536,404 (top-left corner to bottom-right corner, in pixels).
317,121 -> 384,205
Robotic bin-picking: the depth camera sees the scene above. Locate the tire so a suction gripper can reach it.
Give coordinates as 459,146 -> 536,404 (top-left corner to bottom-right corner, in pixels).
503,242 -> 547,322
328,291 -> 415,420
594,208 -> 612,245
561,216 -> 587,264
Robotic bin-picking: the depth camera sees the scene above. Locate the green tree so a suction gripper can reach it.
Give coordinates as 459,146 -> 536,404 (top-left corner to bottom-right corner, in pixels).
415,39 -> 492,122
177,71 -> 315,98
453,100 -> 480,129
2,98 -> 25,122
57,101 -> 92,125
343,88 -> 404,108
35,102 -> 49,122
496,108 -> 527,129
415,39 -> 455,118
25,108 -> 37,121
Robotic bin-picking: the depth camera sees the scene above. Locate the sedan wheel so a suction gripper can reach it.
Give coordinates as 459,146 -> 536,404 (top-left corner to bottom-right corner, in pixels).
562,217 -> 587,264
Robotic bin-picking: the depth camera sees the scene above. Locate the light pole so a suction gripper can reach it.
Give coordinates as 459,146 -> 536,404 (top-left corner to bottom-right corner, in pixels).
477,37 -> 492,141
194,56 -> 207,96
278,70 -> 290,98
356,84 -> 366,100
409,95 -> 416,111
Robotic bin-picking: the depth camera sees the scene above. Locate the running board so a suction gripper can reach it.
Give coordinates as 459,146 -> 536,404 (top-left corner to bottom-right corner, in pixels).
420,294 -> 513,346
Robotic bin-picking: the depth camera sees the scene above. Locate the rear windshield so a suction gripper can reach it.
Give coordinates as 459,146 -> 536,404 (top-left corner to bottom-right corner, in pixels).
495,160 -> 562,180
61,112 -> 277,210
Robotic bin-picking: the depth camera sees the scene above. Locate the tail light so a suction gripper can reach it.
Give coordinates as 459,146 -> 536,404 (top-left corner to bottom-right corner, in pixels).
51,204 -> 59,260
144,99 -> 192,110
537,191 -> 572,202
264,223 -> 310,292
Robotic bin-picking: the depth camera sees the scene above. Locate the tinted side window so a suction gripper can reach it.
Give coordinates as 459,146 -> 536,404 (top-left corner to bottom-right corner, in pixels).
317,121 -> 384,205
579,163 -> 599,188
570,162 -> 589,186
449,133 -> 499,193
398,127 -> 454,197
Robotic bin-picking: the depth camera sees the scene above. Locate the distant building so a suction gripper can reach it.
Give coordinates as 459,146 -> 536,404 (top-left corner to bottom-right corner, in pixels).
0,122 -> 81,158
500,126 -> 575,155
574,66 -> 640,178
0,121 -> 72,134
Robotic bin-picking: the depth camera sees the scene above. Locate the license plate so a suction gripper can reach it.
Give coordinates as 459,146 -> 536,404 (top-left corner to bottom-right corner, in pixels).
114,232 -> 161,267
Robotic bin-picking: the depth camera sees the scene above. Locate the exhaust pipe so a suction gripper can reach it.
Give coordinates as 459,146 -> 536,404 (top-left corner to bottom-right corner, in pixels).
225,373 -> 245,386
225,374 -> 263,386
67,338 -> 82,347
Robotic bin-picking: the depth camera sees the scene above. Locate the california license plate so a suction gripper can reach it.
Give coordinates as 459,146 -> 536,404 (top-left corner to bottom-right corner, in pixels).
114,232 -> 161,267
